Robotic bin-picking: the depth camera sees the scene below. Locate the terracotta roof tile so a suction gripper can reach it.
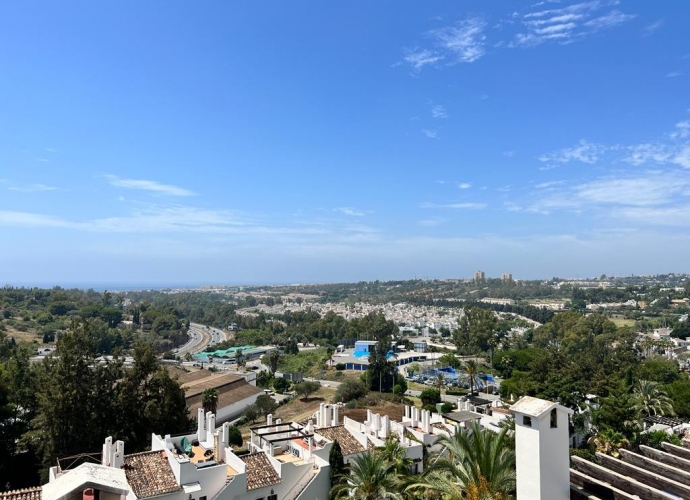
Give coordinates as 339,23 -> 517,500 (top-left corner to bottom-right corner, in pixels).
240,453 -> 281,491
315,426 -> 365,456
0,488 -> 42,500
123,451 -> 181,499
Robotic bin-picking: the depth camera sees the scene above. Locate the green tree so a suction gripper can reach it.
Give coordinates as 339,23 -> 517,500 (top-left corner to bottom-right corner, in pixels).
588,429 -> 630,458
202,388 -> 218,415
235,349 -> 246,368
634,380 -> 675,417
329,440 -> 346,487
244,404 -> 258,423
255,394 -> 278,418
335,378 -> 368,403
454,307 -> 497,355
268,350 -> 281,373
273,377 -> 290,394
439,353 -> 461,369
420,388 -> 441,406
409,421 -> 515,500
462,360 -> 482,396
227,425 -> 243,447
332,450 -> 401,500
295,380 -> 321,400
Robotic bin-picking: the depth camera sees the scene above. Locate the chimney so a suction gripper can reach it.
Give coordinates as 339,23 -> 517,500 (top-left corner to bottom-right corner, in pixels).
267,414 -> 273,427
197,408 -> 205,440
102,437 -> 113,466
332,405 -> 339,426
222,422 -> 230,447
113,441 -> 124,469
511,396 -> 573,500
206,412 -> 216,444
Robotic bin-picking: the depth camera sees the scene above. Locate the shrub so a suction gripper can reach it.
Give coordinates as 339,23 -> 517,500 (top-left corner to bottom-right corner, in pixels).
393,384 -> 404,396
335,363 -> 346,370
441,402 -> 455,413
273,377 -> 290,394
335,378 -> 368,403
227,425 -> 243,447
420,388 -> 441,406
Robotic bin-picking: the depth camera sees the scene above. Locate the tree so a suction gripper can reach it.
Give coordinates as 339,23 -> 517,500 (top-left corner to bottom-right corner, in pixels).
461,360 -> 482,396
420,388 -> 441,406
202,388 -> 218,415
408,421 -> 515,500
454,307 -> 497,355
634,380 -> 675,417
227,425 -> 243,447
332,450 -> 401,500
439,353 -> 461,369
367,341 -> 397,393
588,429 -> 630,458
335,378 -> 368,403
268,350 -> 281,373
235,349 -> 246,368
295,380 -> 321,400
273,377 -> 290,394
434,372 -> 446,397
329,440 -> 346,486
255,394 -> 278,418
379,436 -> 413,475
244,404 -> 259,423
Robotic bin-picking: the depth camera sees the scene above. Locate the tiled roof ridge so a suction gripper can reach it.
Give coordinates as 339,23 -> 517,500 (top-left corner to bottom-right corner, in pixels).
0,488 -> 42,495
123,450 -> 165,459
0,487 -> 42,500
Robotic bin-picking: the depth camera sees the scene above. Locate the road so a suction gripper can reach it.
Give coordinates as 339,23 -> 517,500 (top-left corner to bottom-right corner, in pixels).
176,323 -> 231,357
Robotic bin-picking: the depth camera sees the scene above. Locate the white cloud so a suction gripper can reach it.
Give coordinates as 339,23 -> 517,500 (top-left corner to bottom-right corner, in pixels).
105,175 -> 196,196
430,17 -> 487,64
431,104 -> 448,118
7,184 -> 58,193
643,19 -> 664,36
422,129 -> 438,139
404,49 -> 444,71
458,182 -> 472,189
672,121 -> 690,139
512,3 -> 634,47
539,140 -> 604,164
36,158 -> 50,163
534,180 -> 565,189
335,207 -> 366,217
419,202 -> 487,210
503,150 -> 516,157
584,10 -> 635,30
621,143 -> 672,166
673,146 -> 690,168
667,71 -> 683,78
45,148 -> 57,153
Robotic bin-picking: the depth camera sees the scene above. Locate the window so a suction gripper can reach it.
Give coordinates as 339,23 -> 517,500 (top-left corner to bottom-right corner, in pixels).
256,497 -> 264,500
200,497 -> 206,500
522,416 -> 532,427
550,409 -> 558,428
268,495 -> 277,500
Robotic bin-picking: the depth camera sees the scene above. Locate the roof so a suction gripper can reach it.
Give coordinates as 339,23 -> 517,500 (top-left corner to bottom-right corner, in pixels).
443,411 -> 483,424
315,426 -> 366,456
467,396 -> 492,406
644,415 -> 684,427
42,463 -> 129,500
0,488 -> 42,500
510,396 -> 573,417
123,451 -> 181,499
240,453 -> 281,491
182,373 -> 246,396
186,376 -> 262,415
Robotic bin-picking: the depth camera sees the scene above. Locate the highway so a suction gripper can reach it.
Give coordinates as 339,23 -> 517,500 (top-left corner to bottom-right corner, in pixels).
176,323 -> 231,357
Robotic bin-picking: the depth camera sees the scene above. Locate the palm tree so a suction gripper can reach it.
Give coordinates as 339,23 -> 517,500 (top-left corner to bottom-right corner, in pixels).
379,435 -> 414,475
634,379 -> 675,417
235,349 -> 246,368
408,421 -> 515,500
201,388 -> 218,415
588,429 -> 630,458
434,372 -> 446,397
332,450 -> 402,500
268,350 -> 280,373
462,360 -> 482,396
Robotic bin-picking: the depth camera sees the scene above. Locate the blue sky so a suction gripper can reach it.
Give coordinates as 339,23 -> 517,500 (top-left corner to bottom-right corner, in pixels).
1,1 -> 689,286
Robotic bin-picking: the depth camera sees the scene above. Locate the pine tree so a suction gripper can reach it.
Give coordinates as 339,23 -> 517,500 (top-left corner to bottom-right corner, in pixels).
329,440 -> 346,485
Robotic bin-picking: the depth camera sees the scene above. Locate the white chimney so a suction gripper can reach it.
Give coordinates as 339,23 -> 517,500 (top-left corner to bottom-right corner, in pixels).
113,441 -> 124,469
206,412 -> 216,444
381,416 -> 389,438
511,396 -> 573,500
102,437 -> 113,466
332,405 -> 339,426
222,422 -> 230,447
197,408 -> 205,440
267,414 -> 273,426
319,403 -> 325,427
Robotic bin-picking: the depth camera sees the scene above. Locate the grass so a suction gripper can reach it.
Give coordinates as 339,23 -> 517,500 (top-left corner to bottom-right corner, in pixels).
610,317 -> 636,327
